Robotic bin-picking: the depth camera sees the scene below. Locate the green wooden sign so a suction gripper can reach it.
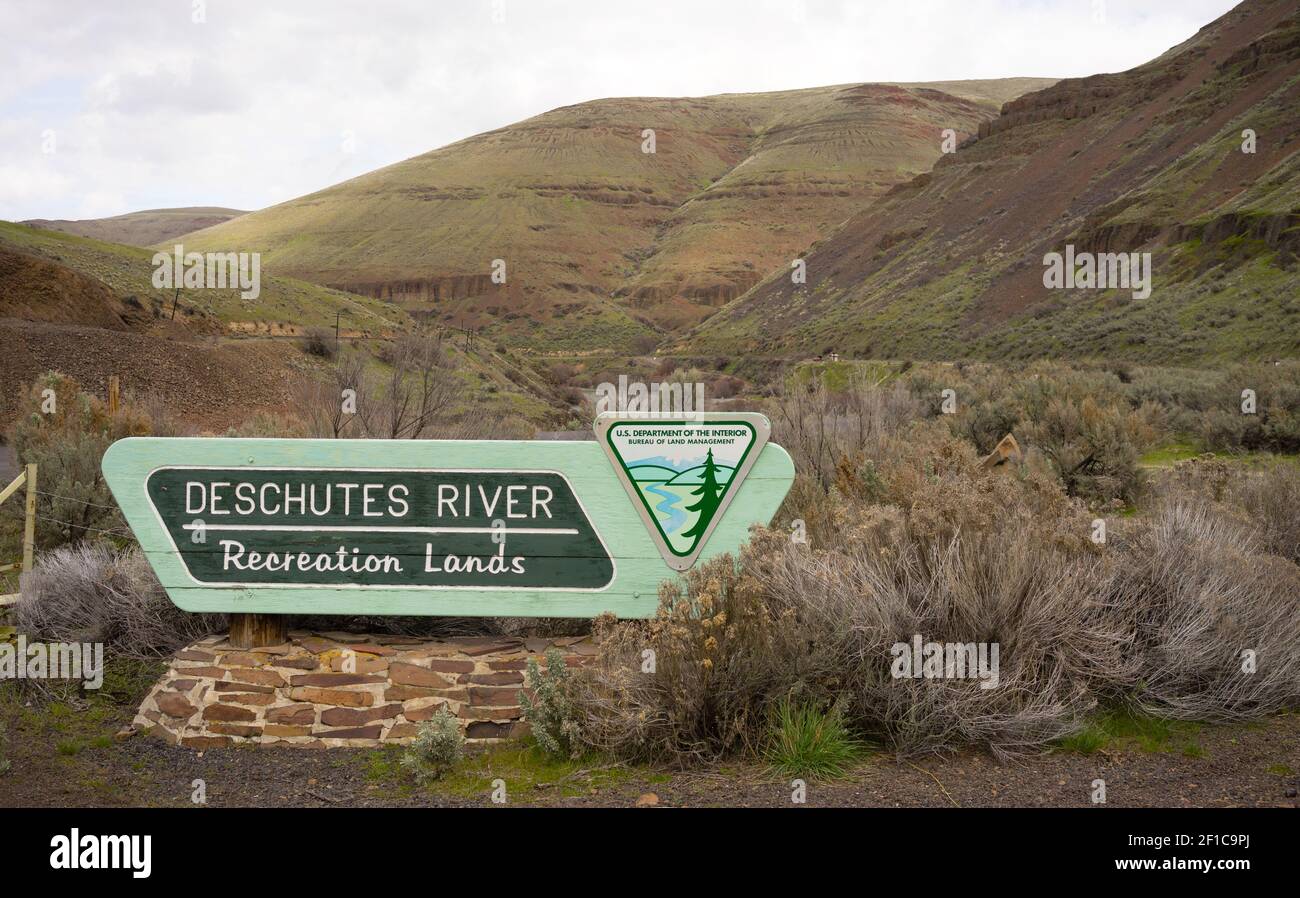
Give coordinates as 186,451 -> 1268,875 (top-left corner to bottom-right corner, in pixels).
102,427 -> 793,618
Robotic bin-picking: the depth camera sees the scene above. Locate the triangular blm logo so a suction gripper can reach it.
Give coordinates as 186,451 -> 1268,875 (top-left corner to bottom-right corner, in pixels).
595,412 -> 771,571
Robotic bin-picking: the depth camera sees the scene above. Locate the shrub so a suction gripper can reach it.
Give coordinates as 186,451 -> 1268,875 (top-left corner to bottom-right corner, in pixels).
0,720 -> 10,775
744,500 -> 1129,759
1227,462 -> 1300,565
16,542 -> 225,659
764,698 -> 862,780
577,453 -> 1137,761
1197,362 -> 1300,454
768,371 -> 918,490
1109,499 -> 1300,720
1016,395 -> 1154,504
7,372 -> 150,547
1154,457 -> 1300,565
299,326 -> 338,359
400,706 -> 464,783
575,556 -> 815,764
519,648 -> 582,759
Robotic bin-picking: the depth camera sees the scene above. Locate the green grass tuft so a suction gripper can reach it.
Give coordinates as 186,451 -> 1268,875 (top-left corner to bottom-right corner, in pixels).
764,698 -> 865,781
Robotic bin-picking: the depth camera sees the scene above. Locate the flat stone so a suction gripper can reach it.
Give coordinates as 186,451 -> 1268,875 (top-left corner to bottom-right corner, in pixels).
289,686 -> 373,707
175,650 -> 216,662
385,685 -> 467,703
252,643 -> 293,656
168,679 -> 200,691
316,725 -> 383,740
290,673 -> 386,687
328,655 -> 389,675
155,692 -> 197,718
461,641 -> 524,657
390,662 -> 452,688
203,704 -> 257,722
220,652 -> 268,667
460,705 -> 522,721
267,704 -> 317,725
423,659 -> 476,674
341,643 -> 398,657
171,666 -> 227,679
273,656 -> 319,670
296,636 -> 338,654
486,660 -> 528,671
470,686 -> 525,706
226,668 -> 286,687
320,704 -> 403,727
214,681 -> 274,694
460,672 -> 524,686
218,692 -> 275,707
207,722 -> 262,738
264,724 -> 312,737
384,723 -> 421,739
403,702 -> 453,723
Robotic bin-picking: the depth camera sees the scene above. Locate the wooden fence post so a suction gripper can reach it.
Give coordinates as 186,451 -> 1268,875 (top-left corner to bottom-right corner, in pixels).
229,613 -> 287,649
22,463 -> 36,573
108,375 -> 120,416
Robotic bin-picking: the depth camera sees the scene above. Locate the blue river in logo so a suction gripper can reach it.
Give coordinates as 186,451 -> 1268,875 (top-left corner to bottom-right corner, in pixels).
643,484 -> 686,533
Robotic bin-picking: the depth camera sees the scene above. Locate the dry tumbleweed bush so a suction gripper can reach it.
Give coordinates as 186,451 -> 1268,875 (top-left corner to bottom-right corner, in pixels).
16,542 -> 225,659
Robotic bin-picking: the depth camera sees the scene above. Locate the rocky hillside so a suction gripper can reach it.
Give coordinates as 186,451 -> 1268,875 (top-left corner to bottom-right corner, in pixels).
677,0 -> 1300,363
0,221 -> 403,335
0,221 -> 404,430
173,79 -> 1052,350
22,207 -> 247,247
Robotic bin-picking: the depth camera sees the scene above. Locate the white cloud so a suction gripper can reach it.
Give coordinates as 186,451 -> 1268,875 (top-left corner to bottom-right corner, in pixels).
0,0 -> 1241,221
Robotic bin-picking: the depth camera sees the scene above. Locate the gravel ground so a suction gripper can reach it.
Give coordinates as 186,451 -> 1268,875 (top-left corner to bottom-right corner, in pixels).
2,695 -> 1296,808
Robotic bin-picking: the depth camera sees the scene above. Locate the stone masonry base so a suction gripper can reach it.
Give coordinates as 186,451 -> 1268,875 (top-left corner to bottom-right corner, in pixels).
133,630 -> 596,749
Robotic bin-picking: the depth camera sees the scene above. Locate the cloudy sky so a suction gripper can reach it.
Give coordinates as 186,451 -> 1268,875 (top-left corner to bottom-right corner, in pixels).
1,0 -> 1239,221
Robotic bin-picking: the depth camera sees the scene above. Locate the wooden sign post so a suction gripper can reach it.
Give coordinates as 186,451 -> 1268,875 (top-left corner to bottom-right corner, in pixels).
102,424 -> 793,640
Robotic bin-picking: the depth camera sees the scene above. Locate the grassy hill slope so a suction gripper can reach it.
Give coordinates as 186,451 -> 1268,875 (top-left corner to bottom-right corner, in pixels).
174,79 -> 1053,349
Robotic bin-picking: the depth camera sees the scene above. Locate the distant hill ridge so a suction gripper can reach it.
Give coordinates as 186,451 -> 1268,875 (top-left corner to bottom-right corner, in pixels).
23,207 -> 247,248
172,78 -> 1054,350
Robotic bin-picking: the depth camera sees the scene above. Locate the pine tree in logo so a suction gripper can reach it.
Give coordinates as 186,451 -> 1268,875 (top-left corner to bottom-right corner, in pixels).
681,448 -> 723,545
